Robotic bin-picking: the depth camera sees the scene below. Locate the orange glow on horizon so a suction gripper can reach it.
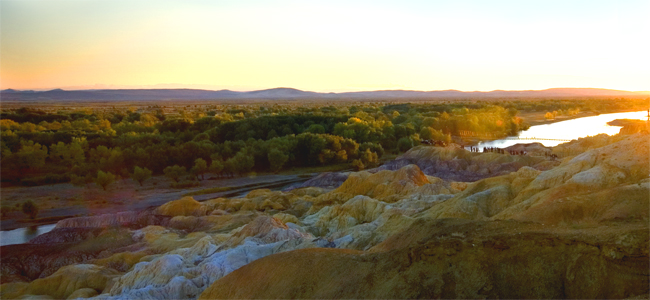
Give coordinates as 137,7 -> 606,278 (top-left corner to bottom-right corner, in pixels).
1,1 -> 648,92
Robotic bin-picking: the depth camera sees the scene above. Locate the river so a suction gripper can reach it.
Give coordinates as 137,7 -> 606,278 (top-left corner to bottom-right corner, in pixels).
0,224 -> 57,246
471,110 -> 648,150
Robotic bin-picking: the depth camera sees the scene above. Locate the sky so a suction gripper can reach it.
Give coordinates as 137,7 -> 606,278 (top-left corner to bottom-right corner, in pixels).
1,0 -> 649,92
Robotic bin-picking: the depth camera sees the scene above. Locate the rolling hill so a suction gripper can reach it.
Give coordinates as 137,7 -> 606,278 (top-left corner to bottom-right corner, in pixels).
1,87 -> 647,101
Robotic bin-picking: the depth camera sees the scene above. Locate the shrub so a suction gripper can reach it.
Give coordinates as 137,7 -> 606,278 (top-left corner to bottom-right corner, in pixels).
360,148 -> 379,168
268,148 -> 289,173
351,159 -> 365,171
190,159 -> 208,180
164,165 -> 186,182
132,166 -> 153,186
22,200 -> 39,219
397,137 -> 414,152
95,170 -> 116,191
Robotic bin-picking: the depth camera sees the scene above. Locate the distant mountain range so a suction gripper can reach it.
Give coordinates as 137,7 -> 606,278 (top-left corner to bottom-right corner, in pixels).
1,87 -> 648,101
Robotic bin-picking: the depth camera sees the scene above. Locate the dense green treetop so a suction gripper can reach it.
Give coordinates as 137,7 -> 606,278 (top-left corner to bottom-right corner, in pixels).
1,98 -> 647,186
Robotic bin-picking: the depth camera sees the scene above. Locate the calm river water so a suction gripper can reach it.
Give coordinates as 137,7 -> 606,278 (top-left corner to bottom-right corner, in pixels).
0,224 -> 56,246
471,110 -> 648,150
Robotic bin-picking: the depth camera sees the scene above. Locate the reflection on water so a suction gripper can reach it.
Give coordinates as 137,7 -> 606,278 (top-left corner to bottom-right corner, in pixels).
0,223 -> 56,246
25,225 -> 39,236
472,111 -> 648,150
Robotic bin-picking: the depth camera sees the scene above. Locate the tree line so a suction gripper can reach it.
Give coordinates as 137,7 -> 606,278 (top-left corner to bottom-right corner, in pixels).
2,98 -> 647,187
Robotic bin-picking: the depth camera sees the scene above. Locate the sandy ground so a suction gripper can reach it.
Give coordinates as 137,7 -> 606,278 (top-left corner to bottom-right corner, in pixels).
0,173 -> 308,231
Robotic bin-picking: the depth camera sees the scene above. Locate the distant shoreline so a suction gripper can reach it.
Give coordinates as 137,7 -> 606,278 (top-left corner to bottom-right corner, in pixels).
606,118 -> 647,127
521,111 -> 600,127
521,108 -> 648,127
458,109 -> 647,147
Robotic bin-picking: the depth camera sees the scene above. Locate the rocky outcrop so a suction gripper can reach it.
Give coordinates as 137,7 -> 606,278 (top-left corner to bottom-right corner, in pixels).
67,287 -> 100,299
225,215 -> 312,247
288,172 -> 349,190
107,254 -> 203,299
203,189 -> 316,217
88,217 -> 316,300
504,179 -> 650,225
608,119 -> 648,135
425,166 -> 542,220
91,251 -> 151,273
1,228 -> 134,284
380,145 -> 550,181
271,212 -> 299,224
420,133 -> 650,225
5,132 -> 648,300
552,133 -> 625,157
198,134 -> 650,299
29,227 -> 107,244
504,142 -> 551,156
303,195 -> 387,236
199,219 -> 649,299
494,133 -> 649,224
326,164 -> 430,203
0,264 -> 119,299
132,226 -> 212,254
155,196 -> 208,217
55,209 -> 170,229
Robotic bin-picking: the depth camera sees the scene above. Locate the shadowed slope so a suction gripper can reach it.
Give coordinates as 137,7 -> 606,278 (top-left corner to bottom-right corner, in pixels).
199,219 -> 649,299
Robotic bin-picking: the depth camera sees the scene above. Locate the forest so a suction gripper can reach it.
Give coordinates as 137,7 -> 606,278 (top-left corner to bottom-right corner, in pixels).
1,97 -> 647,188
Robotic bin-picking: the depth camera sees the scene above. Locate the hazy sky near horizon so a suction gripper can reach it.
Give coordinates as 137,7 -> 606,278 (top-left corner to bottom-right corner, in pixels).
1,0 -> 649,92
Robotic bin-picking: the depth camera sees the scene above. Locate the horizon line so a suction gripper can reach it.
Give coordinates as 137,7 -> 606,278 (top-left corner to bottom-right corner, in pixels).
3,86 -> 649,94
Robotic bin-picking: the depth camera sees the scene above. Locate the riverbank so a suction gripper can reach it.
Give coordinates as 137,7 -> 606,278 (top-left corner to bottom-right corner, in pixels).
457,109 -> 647,147
520,110 -> 599,126
520,108 -> 649,127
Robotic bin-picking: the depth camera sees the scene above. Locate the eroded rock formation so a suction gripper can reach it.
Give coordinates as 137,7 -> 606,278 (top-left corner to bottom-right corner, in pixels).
201,219 -> 649,299
1,132 -> 648,300
379,144 -> 557,182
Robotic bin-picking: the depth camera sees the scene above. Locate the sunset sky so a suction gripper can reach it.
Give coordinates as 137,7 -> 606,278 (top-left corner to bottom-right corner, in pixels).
1,0 -> 649,92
